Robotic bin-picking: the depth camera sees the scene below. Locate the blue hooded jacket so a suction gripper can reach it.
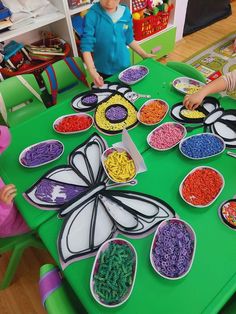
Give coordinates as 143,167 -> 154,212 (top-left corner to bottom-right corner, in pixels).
80,3 -> 134,76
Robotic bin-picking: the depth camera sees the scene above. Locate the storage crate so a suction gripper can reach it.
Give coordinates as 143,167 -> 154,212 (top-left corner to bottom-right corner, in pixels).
133,11 -> 171,41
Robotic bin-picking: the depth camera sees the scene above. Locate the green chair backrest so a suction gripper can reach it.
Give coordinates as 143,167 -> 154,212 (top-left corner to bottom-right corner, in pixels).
166,61 -> 207,83
219,293 -> 236,314
41,57 -> 88,106
0,74 -> 46,127
0,232 -> 44,290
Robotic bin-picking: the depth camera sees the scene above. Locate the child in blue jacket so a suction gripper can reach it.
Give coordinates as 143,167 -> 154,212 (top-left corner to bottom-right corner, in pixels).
80,0 -> 156,86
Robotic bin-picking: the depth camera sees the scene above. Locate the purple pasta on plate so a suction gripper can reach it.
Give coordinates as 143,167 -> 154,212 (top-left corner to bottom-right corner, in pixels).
19,140 -> 64,168
150,218 -> 196,280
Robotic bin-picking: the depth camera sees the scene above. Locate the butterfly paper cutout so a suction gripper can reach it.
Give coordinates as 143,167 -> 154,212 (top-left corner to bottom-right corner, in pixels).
71,83 -> 139,135
24,133 -> 176,268
171,97 -> 236,148
71,82 -> 133,112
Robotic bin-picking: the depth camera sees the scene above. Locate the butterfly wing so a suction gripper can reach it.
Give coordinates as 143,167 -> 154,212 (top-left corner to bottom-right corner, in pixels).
58,189 -> 176,267
24,166 -> 90,210
71,90 -> 113,112
59,134 -> 108,217
99,190 -> 176,235
69,132 -> 108,184
171,97 -> 220,124
24,133 -> 108,210
59,195 -> 117,267
210,110 -> 236,148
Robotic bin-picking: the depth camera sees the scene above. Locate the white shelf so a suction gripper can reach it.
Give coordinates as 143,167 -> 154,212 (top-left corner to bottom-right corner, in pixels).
1,12 -> 65,42
0,0 -> 184,60
69,3 -> 92,15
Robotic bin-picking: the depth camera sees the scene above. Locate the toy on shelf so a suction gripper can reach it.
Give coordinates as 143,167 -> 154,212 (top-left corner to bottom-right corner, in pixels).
25,32 -> 68,61
0,1 -> 12,31
0,33 -> 70,85
0,42 -> 4,65
132,0 -> 147,13
132,0 -> 174,41
2,41 -> 31,71
68,0 -> 90,9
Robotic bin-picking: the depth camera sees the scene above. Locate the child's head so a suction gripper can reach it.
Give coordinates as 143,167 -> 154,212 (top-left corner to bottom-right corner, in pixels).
0,125 -> 11,154
100,0 -> 120,13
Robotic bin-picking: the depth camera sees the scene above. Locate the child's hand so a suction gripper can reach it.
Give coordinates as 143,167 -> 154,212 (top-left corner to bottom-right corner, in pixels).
143,53 -> 156,59
183,92 -> 205,110
94,74 -> 104,87
0,184 -> 17,205
89,68 -> 104,87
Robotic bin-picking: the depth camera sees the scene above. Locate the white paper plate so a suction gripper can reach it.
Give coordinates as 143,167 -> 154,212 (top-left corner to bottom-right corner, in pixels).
147,122 -> 187,151
179,166 -> 225,208
172,77 -> 205,95
137,99 -> 169,126
118,65 -> 149,85
101,147 -> 137,183
53,113 -> 93,134
150,218 -> 196,280
179,133 -> 225,160
218,199 -> 236,231
19,139 -> 64,168
90,238 -> 137,308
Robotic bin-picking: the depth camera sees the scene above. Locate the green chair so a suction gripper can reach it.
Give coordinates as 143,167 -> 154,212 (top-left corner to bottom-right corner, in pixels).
0,74 -> 46,127
219,293 -> 236,314
0,232 -> 45,290
166,61 -> 207,83
39,264 -> 86,314
41,57 -> 89,106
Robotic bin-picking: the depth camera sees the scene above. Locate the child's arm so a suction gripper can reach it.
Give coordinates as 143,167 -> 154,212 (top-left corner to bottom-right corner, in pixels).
0,184 -> 17,205
128,40 -> 156,59
183,77 -> 227,110
82,51 -> 104,87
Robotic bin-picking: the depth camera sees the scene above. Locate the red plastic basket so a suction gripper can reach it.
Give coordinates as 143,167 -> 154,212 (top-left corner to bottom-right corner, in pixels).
133,11 -> 171,41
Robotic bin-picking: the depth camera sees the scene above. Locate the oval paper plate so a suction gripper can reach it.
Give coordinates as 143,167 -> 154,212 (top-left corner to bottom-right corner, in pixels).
90,238 -> 137,308
218,199 -> 236,230
53,113 -> 93,134
101,147 -> 136,183
118,65 -> 149,85
179,133 -> 225,160
147,122 -> 186,151
179,166 -> 224,208
19,139 -> 64,168
137,99 -> 169,126
172,77 -> 205,95
150,218 -> 196,280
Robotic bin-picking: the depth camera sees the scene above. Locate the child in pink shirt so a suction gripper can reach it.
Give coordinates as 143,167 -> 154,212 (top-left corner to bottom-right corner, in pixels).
0,125 -> 30,237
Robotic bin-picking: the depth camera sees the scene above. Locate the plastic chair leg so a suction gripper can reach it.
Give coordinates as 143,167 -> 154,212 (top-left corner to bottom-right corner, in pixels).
0,236 -> 45,290
0,245 -> 25,290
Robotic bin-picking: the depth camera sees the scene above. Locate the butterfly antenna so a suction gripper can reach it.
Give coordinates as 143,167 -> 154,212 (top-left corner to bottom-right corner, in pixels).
106,179 -> 137,189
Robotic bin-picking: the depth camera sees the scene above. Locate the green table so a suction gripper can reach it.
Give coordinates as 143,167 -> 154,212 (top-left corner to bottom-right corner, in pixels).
1,59 -> 236,313
0,59 -> 182,229
38,141 -> 236,314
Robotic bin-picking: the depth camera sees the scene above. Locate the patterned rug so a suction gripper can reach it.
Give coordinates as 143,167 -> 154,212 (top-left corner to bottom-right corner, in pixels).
185,32 -> 236,99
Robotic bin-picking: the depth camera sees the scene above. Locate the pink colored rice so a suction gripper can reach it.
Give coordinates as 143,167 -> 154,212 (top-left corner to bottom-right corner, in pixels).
149,123 -> 184,149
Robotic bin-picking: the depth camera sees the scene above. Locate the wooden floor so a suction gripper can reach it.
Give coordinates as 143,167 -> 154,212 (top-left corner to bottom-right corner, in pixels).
163,1 -> 236,63
1,3 -> 236,313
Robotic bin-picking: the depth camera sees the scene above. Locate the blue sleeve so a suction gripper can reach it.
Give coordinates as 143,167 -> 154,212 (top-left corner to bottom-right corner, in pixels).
80,11 -> 97,53
125,9 -> 134,45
